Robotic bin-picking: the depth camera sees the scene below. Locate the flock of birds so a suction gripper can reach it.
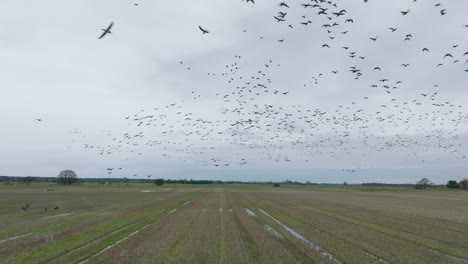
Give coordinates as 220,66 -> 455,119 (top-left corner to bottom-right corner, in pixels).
33,0 -> 468,179
21,203 -> 59,212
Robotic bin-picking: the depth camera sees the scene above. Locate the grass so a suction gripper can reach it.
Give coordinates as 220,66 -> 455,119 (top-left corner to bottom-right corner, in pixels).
1,183 -> 467,263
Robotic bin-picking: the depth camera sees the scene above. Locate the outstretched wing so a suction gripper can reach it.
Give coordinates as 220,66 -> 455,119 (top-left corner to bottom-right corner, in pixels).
98,31 -> 107,39
107,21 -> 114,31
98,22 -> 114,39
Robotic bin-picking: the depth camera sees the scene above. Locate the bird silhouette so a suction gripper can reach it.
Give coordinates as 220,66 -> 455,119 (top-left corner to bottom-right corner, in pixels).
198,26 -> 209,34
21,203 -> 30,211
278,1 -> 289,8
98,22 -> 114,39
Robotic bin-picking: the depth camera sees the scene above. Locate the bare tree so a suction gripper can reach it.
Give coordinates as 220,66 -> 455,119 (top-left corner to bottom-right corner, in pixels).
57,170 -> 77,185
415,177 -> 433,189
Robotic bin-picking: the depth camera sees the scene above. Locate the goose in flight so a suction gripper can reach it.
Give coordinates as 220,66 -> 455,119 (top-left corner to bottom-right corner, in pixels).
98,22 -> 114,39
199,26 -> 210,34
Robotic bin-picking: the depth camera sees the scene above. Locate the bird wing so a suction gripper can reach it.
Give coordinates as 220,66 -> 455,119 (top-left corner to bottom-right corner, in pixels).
199,26 -> 206,33
98,31 -> 107,39
98,22 -> 114,39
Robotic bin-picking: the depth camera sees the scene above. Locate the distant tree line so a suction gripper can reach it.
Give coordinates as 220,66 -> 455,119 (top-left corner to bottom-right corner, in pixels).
0,176 -> 55,183
361,183 -> 414,187
2,175 -> 467,190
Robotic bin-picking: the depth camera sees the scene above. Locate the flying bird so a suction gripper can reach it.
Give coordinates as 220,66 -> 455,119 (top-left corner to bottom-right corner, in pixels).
443,53 -> 453,59
274,16 -> 286,22
98,22 -> 114,39
21,203 -> 30,211
199,26 -> 210,34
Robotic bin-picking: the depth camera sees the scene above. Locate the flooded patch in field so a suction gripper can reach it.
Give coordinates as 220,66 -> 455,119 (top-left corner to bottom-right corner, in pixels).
258,208 -> 342,264
219,208 -> 223,213
0,233 -> 32,244
229,208 -> 233,213
140,188 -> 172,193
264,224 -> 283,239
183,201 -> 190,206
168,209 -> 177,214
245,208 -> 257,218
361,251 -> 390,264
40,213 -> 73,219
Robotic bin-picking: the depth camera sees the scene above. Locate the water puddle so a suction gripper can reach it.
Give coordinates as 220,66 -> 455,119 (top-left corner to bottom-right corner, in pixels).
258,208 -> 342,264
245,208 -> 257,218
264,224 -> 283,239
0,233 -> 32,244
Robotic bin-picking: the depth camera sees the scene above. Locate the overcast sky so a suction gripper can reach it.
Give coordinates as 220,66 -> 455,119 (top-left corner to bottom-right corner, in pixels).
1,0 -> 467,183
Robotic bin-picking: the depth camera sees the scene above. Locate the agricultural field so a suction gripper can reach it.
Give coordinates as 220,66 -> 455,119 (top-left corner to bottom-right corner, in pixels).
1,184 -> 468,264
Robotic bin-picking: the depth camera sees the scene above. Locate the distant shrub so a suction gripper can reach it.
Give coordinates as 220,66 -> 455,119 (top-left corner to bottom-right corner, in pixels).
154,178 -> 165,186
447,180 -> 459,189
273,183 -> 280,187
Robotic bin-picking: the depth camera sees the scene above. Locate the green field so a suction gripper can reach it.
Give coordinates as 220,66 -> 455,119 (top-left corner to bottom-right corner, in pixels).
1,183 -> 468,264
